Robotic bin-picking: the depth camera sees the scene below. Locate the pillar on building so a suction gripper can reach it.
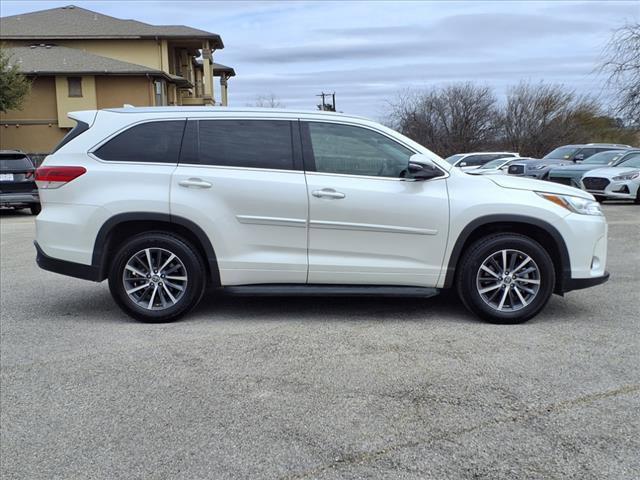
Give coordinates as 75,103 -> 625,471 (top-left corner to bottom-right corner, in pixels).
201,41 -> 214,106
220,74 -> 229,106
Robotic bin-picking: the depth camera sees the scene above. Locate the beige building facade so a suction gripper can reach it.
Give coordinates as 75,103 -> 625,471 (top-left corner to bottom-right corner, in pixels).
0,5 -> 235,154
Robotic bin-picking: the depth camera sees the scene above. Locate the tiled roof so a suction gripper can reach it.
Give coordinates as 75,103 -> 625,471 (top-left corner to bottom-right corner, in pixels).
6,45 -> 167,76
0,5 -> 223,48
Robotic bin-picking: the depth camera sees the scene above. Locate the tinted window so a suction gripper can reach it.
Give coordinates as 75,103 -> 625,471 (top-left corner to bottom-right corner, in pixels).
307,122 -> 413,177
95,121 -> 185,163
198,120 -> 293,170
461,154 -> 506,167
0,155 -> 33,170
52,121 -> 89,153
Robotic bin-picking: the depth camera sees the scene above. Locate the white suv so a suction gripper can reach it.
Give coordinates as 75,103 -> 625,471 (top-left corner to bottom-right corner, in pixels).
34,107 -> 609,324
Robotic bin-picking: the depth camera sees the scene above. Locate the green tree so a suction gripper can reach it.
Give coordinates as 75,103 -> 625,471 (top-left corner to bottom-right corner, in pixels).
0,48 -> 31,113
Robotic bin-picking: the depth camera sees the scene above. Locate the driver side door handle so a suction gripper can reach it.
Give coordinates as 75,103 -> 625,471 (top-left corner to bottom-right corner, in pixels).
178,178 -> 212,189
312,188 -> 346,199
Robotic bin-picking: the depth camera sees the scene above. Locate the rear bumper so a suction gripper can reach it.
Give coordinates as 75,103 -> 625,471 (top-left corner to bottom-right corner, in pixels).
0,191 -> 39,206
563,271 -> 610,292
34,241 -> 101,282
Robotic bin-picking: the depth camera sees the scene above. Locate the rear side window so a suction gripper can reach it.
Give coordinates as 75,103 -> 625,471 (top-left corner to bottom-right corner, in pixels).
52,121 -> 90,153
0,155 -> 33,170
95,120 -> 185,163
197,120 -> 294,170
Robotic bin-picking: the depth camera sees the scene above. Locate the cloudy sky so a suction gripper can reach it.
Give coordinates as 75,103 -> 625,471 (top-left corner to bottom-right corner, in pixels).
2,1 -> 638,118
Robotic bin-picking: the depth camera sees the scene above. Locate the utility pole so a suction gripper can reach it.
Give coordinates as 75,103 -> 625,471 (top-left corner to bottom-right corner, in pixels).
316,92 -> 336,112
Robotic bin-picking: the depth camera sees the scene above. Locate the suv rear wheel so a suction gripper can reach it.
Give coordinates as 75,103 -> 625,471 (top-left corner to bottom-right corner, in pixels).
108,232 -> 206,322
456,234 -> 555,324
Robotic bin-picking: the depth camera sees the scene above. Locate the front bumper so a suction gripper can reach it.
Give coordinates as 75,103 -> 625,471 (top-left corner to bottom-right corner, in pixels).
564,271 -> 610,293
584,179 -> 639,200
0,191 -> 39,206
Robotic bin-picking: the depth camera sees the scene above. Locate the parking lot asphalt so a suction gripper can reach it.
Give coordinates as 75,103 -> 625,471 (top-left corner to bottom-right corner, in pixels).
1,204 -> 639,479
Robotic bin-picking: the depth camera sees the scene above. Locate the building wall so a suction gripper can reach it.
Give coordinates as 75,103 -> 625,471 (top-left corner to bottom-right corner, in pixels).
55,75 -> 97,128
0,75 -> 156,154
0,76 -> 65,154
96,76 -> 153,109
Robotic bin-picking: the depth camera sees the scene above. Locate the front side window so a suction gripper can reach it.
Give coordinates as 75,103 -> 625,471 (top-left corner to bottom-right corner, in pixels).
68,77 -> 82,97
307,122 -> 413,177
198,120 -> 294,170
94,121 -> 185,163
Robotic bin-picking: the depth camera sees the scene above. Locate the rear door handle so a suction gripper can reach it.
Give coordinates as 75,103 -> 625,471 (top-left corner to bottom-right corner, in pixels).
312,188 -> 346,199
178,178 -> 212,189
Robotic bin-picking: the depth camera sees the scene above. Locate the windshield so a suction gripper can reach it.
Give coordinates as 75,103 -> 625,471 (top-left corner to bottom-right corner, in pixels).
479,158 -> 508,169
445,154 -> 464,165
543,146 -> 578,160
618,154 -> 640,168
583,150 -> 626,165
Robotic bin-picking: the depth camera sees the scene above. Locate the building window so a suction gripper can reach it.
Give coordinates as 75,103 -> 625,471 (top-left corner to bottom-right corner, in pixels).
67,77 -> 83,97
154,80 -> 166,106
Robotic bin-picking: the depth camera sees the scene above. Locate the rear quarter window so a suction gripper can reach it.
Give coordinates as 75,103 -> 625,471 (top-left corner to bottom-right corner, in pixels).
94,120 -> 186,163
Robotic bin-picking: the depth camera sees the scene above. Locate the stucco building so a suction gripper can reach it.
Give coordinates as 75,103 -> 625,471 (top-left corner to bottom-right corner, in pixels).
0,5 -> 235,155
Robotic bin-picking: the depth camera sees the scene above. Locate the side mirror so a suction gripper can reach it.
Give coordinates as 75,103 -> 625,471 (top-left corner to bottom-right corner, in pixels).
459,162 -> 467,167
573,154 -> 584,162
406,155 -> 443,181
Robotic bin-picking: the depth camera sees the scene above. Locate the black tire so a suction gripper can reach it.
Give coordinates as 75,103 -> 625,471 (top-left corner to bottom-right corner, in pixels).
30,204 -> 41,215
456,233 -> 555,324
108,232 -> 206,322
594,195 -> 605,203
634,188 -> 640,205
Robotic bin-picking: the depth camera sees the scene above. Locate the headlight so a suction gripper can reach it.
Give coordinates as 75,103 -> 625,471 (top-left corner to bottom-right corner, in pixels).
532,164 -> 547,170
536,192 -> 603,216
612,171 -> 640,181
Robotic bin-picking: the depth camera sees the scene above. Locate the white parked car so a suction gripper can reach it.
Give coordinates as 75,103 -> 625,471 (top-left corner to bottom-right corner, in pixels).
35,107 -> 608,324
580,152 -> 640,203
467,157 -> 536,176
445,152 -> 519,171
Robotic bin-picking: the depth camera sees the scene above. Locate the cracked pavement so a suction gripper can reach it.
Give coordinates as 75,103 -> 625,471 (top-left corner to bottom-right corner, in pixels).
1,203 -> 639,479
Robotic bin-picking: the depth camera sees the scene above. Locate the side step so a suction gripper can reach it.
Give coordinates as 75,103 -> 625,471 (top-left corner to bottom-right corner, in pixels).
221,284 -> 440,298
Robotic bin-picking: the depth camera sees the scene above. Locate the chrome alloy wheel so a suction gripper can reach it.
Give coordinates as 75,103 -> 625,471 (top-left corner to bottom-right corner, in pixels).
122,248 -> 188,310
476,249 -> 541,312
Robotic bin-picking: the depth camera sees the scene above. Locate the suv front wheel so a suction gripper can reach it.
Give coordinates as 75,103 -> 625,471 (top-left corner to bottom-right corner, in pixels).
108,232 -> 206,322
456,233 -> 555,324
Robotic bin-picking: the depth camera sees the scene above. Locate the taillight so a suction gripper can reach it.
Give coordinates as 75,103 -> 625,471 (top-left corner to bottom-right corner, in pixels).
35,166 -> 86,189
25,171 -> 34,179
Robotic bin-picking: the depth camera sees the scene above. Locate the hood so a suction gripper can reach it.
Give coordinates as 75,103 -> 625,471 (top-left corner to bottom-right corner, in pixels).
488,174 -> 593,199
583,167 -> 640,178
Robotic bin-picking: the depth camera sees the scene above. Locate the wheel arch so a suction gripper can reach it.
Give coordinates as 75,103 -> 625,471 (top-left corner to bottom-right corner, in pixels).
92,212 -> 221,285
442,215 -> 571,294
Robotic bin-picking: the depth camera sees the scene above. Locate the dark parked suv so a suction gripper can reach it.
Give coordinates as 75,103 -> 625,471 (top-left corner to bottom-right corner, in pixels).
0,150 -> 41,215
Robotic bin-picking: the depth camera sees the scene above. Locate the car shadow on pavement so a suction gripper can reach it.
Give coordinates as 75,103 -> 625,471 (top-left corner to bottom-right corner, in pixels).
36,282 -> 588,326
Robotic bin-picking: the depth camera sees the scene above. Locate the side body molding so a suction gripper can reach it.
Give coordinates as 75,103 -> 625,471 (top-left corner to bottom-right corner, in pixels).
92,212 -> 220,284
441,214 -> 572,293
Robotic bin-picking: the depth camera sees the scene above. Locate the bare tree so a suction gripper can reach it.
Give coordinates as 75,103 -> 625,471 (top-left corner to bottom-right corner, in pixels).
600,22 -> 640,124
389,83 -> 499,157
248,93 -> 285,108
500,82 -> 600,157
